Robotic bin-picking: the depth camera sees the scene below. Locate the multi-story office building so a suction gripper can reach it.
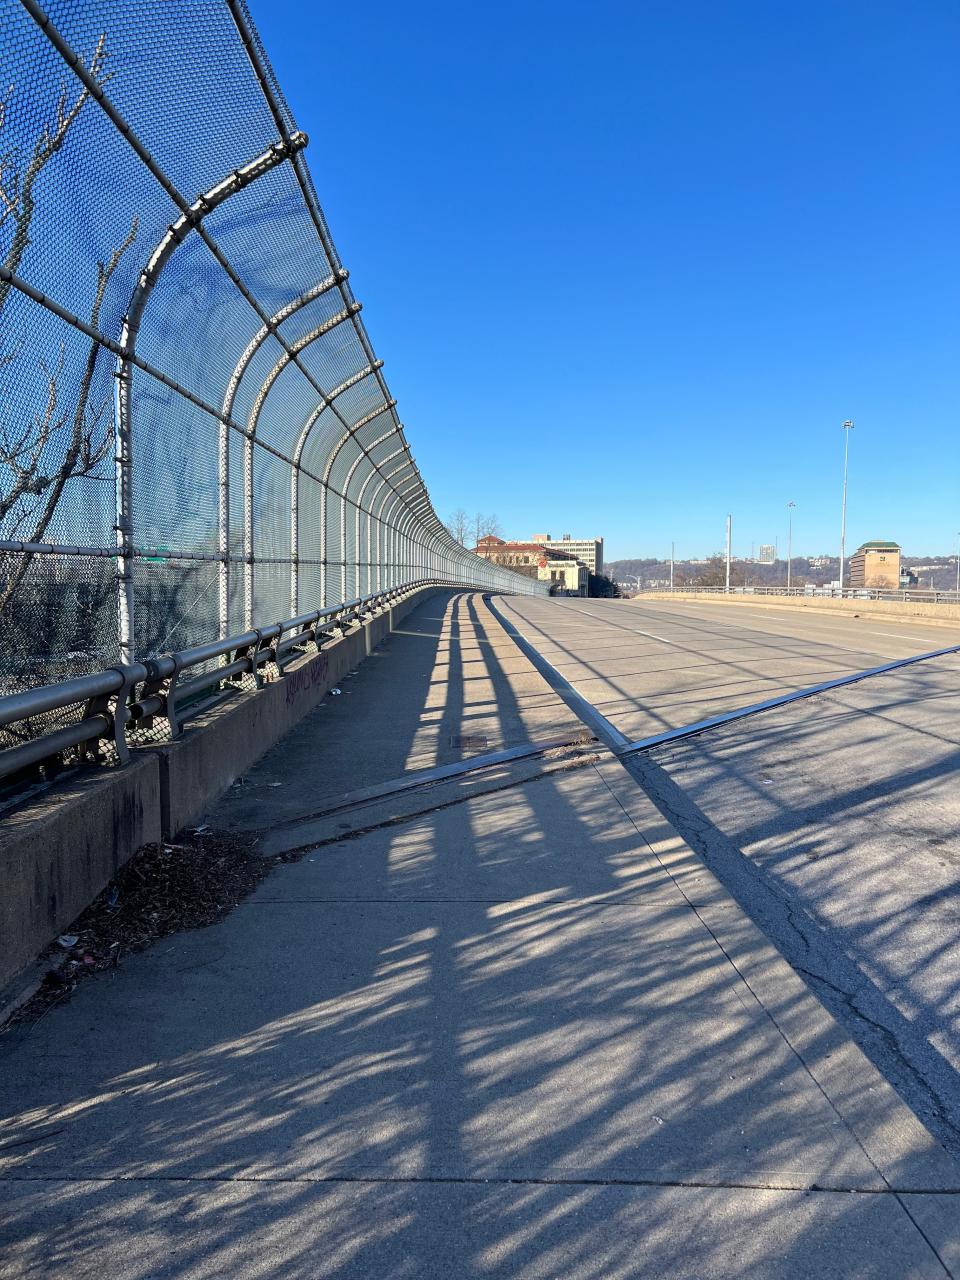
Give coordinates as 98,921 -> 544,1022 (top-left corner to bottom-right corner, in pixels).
530,533 -> 604,576
848,540 -> 901,589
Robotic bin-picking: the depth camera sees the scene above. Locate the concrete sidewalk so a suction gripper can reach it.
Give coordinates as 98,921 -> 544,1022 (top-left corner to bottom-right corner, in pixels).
2,594 -> 959,1278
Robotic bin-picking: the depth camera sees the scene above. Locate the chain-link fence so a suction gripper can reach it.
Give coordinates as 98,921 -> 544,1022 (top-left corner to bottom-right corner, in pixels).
0,0 -> 545,704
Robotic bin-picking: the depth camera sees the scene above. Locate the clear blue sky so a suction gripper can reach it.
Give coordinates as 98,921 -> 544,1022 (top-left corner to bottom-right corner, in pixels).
249,0 -> 959,562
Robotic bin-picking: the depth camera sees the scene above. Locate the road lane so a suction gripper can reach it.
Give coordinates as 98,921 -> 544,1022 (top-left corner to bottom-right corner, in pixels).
499,595 -> 960,742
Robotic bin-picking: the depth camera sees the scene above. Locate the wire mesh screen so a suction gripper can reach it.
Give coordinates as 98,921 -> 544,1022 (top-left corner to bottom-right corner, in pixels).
0,0 -> 547,703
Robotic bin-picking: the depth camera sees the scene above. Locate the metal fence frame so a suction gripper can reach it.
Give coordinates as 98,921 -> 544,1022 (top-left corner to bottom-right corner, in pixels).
0,0 -> 545,712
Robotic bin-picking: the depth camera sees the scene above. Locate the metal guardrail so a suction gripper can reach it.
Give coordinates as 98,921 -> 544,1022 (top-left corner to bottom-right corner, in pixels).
0,578 -> 449,782
641,585 -> 960,605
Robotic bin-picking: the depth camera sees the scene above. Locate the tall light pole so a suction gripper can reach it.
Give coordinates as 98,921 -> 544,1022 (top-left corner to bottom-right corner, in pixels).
725,514 -> 732,592
839,420 -> 854,592
786,501 -> 796,591
670,541 -> 675,591
955,532 -> 959,596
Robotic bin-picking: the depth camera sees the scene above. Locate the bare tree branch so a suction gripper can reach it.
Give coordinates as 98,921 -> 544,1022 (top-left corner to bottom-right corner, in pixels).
445,508 -> 470,546
0,214 -> 139,611
0,34 -> 112,312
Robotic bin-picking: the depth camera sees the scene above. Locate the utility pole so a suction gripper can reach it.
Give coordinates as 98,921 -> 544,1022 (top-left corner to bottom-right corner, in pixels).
787,501 -> 796,591
725,515 -> 732,593
839,420 -> 854,592
955,533 -> 959,595
670,541 -> 675,590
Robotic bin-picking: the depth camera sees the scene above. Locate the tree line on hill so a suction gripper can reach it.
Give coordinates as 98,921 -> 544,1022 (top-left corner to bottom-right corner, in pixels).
608,554 -> 960,592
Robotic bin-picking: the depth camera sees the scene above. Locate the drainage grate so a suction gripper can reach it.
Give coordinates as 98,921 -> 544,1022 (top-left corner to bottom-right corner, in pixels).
450,734 -> 488,750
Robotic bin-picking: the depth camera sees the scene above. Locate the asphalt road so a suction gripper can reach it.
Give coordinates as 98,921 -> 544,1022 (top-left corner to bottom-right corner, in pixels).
500,595 -> 960,1158
499,595 -> 960,742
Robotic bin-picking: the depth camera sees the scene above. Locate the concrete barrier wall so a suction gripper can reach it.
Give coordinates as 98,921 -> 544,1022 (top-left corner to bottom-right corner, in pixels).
0,756 -> 162,992
0,584 -> 452,994
634,591 -> 960,628
151,584 -> 440,835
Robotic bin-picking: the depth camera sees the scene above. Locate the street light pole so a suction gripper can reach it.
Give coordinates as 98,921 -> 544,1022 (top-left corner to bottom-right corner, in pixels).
670,541 -> 675,591
725,514 -> 732,593
839,420 -> 854,592
787,501 -> 796,591
955,532 -> 959,596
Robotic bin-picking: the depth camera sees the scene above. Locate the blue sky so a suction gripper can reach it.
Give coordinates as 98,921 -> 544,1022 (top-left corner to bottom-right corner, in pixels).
249,0 -> 959,562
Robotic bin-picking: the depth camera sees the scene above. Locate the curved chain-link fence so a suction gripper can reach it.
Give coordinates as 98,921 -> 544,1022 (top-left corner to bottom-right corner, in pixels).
0,0 -> 545,698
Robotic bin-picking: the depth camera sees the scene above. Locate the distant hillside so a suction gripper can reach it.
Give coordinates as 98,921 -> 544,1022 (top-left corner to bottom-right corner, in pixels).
609,554 -> 960,591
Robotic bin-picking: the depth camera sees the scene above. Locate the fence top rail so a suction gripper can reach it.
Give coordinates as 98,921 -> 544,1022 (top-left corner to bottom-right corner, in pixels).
0,669 -> 133,729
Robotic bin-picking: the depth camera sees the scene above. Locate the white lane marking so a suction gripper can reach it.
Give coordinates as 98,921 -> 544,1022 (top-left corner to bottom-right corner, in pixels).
618,626 -> 671,645
855,627 -> 960,644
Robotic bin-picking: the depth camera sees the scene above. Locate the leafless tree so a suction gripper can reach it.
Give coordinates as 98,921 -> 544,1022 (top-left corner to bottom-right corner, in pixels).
694,553 -> 745,589
472,511 -> 502,546
0,35 -> 139,614
445,507 -> 470,546
445,509 -> 504,548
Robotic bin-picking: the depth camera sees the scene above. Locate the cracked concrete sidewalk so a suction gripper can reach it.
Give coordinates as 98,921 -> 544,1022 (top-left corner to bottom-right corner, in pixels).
2,592 -> 960,1278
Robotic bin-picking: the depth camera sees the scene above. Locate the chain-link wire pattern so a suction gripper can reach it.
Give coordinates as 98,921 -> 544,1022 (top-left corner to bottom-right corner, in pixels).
0,0 -> 545,705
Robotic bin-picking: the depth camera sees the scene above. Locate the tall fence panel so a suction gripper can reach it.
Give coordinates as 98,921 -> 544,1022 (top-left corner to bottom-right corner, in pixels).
0,0 -> 545,702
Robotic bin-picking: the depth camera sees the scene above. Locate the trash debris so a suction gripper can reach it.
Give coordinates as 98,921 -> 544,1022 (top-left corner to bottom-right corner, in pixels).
267,782 -> 283,788
193,824 -> 210,834
330,687 -> 342,695
4,831 -> 267,1030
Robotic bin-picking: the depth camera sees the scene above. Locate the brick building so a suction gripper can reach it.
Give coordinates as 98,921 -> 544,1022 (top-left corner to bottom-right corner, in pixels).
474,537 -> 588,596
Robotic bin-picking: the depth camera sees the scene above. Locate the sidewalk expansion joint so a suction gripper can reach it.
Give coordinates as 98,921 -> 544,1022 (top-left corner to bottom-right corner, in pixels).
244,896 -> 669,907
268,751 -> 603,854
3,1170 -> 958,1195
268,731 -> 599,830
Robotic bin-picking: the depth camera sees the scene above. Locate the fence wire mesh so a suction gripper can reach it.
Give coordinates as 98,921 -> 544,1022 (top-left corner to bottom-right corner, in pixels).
0,0 -> 545,706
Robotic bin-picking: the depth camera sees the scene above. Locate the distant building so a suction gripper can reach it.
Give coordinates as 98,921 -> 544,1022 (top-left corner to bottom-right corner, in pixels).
530,533 -> 604,576
848,540 -> 901,589
758,544 -> 776,565
474,536 -> 588,596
